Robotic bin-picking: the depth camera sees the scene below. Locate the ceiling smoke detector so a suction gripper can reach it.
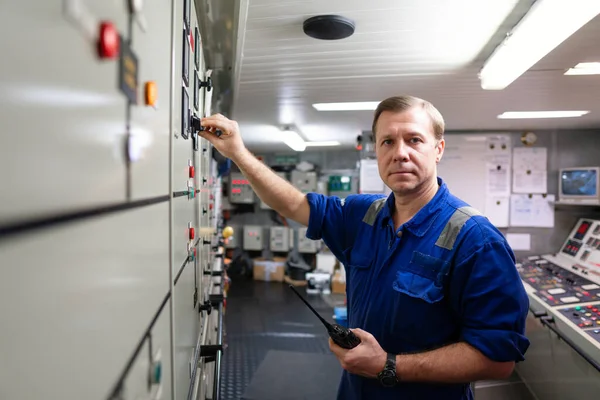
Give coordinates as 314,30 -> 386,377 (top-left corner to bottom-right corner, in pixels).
303,15 -> 355,40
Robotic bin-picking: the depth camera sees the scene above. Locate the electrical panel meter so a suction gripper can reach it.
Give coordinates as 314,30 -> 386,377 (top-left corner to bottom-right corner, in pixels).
229,172 -> 254,204
243,225 -> 264,251
260,171 -> 287,209
297,227 -> 319,253
270,226 -> 292,252
291,171 -> 317,194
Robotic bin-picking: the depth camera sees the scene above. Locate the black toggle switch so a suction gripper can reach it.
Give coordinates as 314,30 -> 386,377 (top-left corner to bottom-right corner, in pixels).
190,114 -> 222,137
198,300 -> 212,314
199,76 -> 212,91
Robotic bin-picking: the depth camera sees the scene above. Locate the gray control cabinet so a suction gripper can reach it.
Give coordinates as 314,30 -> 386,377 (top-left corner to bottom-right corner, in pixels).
291,170 -> 318,194
270,226 -> 292,252
229,172 -> 254,204
243,225 -> 264,251
297,227 -> 319,253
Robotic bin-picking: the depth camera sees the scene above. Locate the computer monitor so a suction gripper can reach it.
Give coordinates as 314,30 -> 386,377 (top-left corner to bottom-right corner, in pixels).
558,167 -> 600,203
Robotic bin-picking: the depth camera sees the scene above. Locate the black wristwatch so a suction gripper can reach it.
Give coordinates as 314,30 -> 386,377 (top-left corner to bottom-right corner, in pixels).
377,352 -> 399,387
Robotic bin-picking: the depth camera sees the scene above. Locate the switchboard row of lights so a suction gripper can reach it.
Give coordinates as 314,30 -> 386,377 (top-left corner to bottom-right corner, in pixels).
232,179 -> 250,185
231,188 -> 243,194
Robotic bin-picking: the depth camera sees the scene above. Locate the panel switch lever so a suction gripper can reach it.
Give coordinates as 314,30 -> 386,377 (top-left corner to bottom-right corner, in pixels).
190,115 -> 222,137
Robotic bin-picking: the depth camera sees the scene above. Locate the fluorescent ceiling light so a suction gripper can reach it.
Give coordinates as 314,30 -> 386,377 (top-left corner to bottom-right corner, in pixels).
498,111 -> 589,119
304,141 -> 340,147
313,102 -> 380,111
479,0 -> 600,90
565,62 -> 600,75
280,127 -> 306,152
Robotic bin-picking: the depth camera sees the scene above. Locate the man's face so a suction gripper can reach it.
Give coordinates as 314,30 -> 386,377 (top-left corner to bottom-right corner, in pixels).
374,108 -> 444,195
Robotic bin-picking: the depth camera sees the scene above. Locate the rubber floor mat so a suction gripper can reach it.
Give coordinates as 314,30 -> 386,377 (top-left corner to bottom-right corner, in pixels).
241,350 -> 342,400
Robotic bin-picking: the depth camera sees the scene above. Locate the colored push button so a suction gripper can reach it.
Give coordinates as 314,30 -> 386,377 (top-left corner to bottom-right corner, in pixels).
189,227 -> 195,240
144,81 -> 157,107
98,21 -> 120,59
189,166 -> 195,178
209,203 -> 213,210
576,306 -> 582,311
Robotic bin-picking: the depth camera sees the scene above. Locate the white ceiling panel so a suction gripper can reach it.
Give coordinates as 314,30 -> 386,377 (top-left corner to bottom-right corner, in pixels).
231,0 -> 600,152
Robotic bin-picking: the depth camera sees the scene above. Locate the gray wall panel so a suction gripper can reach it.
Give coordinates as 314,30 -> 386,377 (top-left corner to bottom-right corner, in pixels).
0,2 -> 131,222
173,256 -> 201,399
129,0 -> 173,199
0,203 -> 169,400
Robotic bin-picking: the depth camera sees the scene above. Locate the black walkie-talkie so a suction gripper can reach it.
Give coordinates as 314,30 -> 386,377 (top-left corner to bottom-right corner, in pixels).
288,285 -> 361,349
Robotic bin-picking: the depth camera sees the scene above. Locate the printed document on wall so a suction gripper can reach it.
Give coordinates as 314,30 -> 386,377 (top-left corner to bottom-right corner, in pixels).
486,163 -> 510,196
510,194 -> 555,227
359,159 -> 385,193
505,233 -> 531,251
512,147 -> 547,193
485,136 -> 512,166
485,196 -> 509,227
513,147 -> 547,171
513,169 -> 547,193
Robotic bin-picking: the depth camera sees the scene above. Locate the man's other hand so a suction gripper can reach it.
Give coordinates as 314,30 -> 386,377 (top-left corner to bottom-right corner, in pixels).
329,328 -> 387,379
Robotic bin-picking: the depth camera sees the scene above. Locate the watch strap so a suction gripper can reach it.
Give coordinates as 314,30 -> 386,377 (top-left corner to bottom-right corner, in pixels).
386,352 -> 396,370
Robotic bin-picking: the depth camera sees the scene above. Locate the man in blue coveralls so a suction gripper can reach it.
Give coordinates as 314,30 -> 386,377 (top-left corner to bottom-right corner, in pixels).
199,95 -> 530,400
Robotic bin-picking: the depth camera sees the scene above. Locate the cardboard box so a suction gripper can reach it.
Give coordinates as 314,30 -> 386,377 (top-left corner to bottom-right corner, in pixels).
253,257 -> 286,282
331,271 -> 346,294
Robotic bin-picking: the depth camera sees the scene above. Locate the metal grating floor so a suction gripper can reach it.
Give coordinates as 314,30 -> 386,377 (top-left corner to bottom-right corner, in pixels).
219,280 -> 334,400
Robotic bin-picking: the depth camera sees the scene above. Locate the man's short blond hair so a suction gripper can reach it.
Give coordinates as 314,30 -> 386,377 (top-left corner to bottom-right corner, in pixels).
371,95 -> 445,141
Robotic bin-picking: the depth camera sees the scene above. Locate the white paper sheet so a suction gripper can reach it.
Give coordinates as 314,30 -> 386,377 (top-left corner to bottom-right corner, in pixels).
506,233 -> 531,251
509,194 -> 555,227
484,196 -> 509,227
512,169 -> 547,193
486,163 -> 510,196
359,159 -> 385,193
513,147 -> 547,171
485,136 -> 512,166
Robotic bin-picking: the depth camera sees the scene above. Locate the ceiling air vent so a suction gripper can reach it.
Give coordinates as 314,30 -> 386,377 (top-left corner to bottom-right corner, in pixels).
303,15 -> 355,40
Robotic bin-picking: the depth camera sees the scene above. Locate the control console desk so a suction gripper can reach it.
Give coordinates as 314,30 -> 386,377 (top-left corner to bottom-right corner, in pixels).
518,218 -> 600,367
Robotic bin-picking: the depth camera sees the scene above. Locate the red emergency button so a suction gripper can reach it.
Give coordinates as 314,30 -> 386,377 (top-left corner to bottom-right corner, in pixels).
98,21 -> 120,59
209,203 -> 213,210
189,227 -> 195,240
189,166 -> 195,178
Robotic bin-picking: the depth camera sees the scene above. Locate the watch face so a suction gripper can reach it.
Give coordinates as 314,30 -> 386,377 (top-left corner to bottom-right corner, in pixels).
379,370 -> 397,387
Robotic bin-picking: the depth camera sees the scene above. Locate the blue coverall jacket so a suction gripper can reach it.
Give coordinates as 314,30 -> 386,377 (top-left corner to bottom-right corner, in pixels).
305,177 -> 530,400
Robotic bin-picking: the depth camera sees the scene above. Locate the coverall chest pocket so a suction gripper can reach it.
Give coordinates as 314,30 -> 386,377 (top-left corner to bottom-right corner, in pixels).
392,251 -> 450,304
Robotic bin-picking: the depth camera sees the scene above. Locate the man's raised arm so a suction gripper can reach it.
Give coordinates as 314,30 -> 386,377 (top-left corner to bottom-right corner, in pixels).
197,114 -> 310,226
